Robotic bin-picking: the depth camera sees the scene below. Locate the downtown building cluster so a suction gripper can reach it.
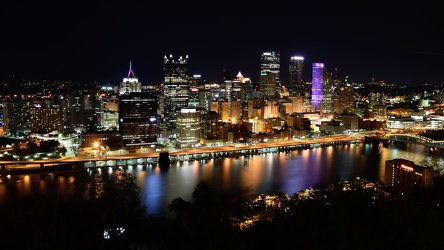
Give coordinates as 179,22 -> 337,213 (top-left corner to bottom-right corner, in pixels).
1,51 -> 444,152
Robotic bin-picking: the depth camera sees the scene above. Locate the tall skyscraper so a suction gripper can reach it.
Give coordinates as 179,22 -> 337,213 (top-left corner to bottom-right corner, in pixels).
119,61 -> 141,95
334,79 -> 355,115
259,72 -> 277,100
311,63 -> 324,113
260,51 -> 280,98
118,65 -> 158,149
321,69 -> 334,118
289,56 -> 304,96
161,54 -> 191,132
118,92 -> 158,149
260,51 -> 280,83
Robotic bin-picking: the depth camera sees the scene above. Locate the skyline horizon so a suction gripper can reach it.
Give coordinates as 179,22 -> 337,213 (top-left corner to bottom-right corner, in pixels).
1,2 -> 442,86
2,52 -> 439,86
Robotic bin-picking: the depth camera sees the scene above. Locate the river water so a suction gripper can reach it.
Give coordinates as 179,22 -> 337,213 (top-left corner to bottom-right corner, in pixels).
0,141 -> 435,219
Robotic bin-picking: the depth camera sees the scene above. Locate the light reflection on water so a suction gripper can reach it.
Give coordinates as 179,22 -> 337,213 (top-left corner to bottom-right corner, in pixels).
0,142 -> 438,218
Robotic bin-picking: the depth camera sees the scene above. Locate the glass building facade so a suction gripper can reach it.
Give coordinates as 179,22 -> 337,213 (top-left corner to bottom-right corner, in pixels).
118,92 -> 158,148
289,56 -> 304,96
161,54 -> 191,131
311,63 -> 324,113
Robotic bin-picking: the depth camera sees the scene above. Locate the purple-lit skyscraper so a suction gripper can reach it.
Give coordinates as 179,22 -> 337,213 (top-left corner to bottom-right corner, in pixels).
311,63 -> 324,112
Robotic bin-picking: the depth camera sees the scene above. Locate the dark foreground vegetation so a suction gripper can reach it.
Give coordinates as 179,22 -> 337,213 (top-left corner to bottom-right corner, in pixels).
2,171 -> 444,249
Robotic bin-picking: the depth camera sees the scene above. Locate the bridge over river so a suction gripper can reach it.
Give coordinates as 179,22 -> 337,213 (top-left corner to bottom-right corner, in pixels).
0,135 -> 361,175
364,133 -> 444,149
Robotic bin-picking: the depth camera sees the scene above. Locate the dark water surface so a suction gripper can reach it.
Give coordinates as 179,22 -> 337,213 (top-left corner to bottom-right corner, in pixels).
0,142 -> 433,219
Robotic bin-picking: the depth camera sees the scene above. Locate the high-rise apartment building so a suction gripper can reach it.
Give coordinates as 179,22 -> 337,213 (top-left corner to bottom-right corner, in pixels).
161,54 -> 191,131
311,63 -> 324,113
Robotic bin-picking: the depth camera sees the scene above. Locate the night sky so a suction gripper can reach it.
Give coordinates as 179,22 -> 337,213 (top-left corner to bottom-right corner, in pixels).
1,1 -> 442,86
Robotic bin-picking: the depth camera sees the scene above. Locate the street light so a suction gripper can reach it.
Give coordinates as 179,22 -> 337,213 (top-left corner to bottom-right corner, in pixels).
93,142 -> 99,157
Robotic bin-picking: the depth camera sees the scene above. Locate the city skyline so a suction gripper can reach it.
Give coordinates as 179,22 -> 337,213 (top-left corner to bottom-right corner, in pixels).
1,1 -> 442,86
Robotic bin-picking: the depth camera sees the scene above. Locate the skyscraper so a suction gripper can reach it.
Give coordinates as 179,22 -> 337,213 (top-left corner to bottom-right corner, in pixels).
176,108 -> 201,149
260,51 -> 280,98
118,92 -> 158,149
118,66 -> 158,149
119,61 -> 141,95
259,72 -> 277,100
289,56 -> 304,96
260,51 -> 280,83
161,54 -> 191,132
311,63 -> 324,113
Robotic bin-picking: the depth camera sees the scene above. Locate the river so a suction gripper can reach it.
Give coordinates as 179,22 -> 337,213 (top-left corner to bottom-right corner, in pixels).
0,141 -> 436,219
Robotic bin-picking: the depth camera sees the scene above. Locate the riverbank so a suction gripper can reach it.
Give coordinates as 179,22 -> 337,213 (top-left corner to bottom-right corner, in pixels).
1,136 -> 361,175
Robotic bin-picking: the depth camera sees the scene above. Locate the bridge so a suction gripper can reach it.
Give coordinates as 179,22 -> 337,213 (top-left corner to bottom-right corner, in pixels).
0,135 -> 361,175
365,133 -> 444,149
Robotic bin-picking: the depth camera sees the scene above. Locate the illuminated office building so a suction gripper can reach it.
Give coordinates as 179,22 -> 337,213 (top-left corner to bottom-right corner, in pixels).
334,79 -> 355,115
260,51 -> 280,97
260,72 -> 277,100
3,101 -> 30,135
385,159 -> 439,188
289,56 -> 304,96
321,69 -> 334,118
176,108 -> 201,149
311,63 -> 324,113
118,65 -> 158,149
260,51 -> 280,83
119,61 -> 141,95
118,92 -> 158,149
29,104 -> 63,134
161,54 -> 191,131
237,71 -> 253,102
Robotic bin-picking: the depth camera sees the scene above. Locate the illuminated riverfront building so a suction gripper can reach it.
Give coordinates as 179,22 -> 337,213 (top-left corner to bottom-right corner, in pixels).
118,92 -> 158,149
176,108 -> 201,149
311,63 -> 324,113
384,159 -> 439,188
118,65 -> 158,149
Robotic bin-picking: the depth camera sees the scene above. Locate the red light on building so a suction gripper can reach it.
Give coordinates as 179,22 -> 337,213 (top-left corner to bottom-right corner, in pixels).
401,164 -> 414,172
